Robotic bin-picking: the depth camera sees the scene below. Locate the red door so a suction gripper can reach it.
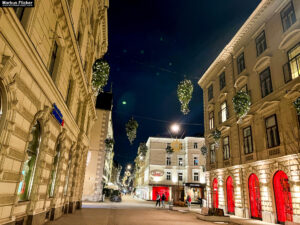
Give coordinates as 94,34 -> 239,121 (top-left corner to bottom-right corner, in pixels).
249,174 -> 262,219
226,176 -> 235,214
212,178 -> 219,208
152,187 -> 169,201
273,171 -> 293,223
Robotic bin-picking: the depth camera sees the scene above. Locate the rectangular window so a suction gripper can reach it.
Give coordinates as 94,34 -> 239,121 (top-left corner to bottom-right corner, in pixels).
49,41 -> 58,76
237,52 -> 245,74
166,172 -> 171,181
166,156 -> 171,166
210,144 -> 215,164
193,172 -> 199,181
260,67 -> 273,98
209,111 -> 214,130
194,156 -> 199,166
243,126 -> 253,154
256,31 -> 267,56
220,101 -> 228,123
178,173 -> 183,181
281,2 -> 296,32
208,84 -> 213,101
178,157 -> 183,166
284,43 -> 300,82
194,143 -> 198,149
66,79 -> 72,105
223,136 -> 230,160
265,115 -> 280,148
219,72 -> 226,90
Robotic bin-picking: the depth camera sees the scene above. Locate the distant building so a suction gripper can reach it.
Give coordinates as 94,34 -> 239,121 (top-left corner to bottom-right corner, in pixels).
198,0 -> 300,224
82,92 -> 114,201
134,137 -> 206,203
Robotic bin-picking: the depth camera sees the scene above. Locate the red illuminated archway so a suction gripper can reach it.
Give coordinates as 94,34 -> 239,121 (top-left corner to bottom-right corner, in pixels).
212,178 -> 218,208
226,176 -> 235,214
273,170 -> 293,223
249,174 -> 262,219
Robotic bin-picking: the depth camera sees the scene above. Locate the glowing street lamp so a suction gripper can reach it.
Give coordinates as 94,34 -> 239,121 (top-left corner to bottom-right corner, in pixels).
127,164 -> 131,170
170,123 -> 180,134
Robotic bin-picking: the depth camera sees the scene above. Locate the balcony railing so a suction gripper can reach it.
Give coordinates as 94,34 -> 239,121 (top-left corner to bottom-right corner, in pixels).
218,107 -> 229,124
283,54 -> 300,83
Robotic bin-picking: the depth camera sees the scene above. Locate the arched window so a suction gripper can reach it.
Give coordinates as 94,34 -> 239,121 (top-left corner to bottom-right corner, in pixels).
18,121 -> 41,201
49,142 -> 61,197
273,170 -> 293,223
63,150 -> 72,196
249,173 -> 262,220
226,176 -> 235,214
212,178 -> 218,208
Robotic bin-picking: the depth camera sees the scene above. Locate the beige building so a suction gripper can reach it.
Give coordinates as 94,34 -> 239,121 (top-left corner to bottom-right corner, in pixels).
134,137 -> 206,203
199,0 -> 300,224
82,92 -> 114,201
0,1 -> 108,224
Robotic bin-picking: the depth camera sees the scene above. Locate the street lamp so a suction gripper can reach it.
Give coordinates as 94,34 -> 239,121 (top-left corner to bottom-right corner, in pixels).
170,123 -> 180,134
127,164 -> 131,170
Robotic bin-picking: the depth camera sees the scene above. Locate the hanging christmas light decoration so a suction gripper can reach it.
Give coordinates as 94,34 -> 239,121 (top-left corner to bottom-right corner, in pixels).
293,97 -> 300,115
92,59 -> 110,96
212,129 -> 221,146
201,145 -> 207,156
177,79 -> 194,115
232,91 -> 251,119
125,117 -> 139,145
165,145 -> 174,154
104,138 -> 114,152
139,142 -> 148,156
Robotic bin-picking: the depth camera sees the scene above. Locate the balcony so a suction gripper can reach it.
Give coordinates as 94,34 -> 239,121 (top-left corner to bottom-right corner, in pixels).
218,107 -> 229,124
283,53 -> 300,83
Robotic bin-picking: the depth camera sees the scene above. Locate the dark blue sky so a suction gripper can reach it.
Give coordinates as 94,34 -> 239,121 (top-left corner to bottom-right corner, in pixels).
104,0 -> 261,168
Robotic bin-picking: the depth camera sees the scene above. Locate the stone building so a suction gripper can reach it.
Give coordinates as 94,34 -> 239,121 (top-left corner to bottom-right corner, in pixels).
82,92 -> 114,201
198,0 -> 300,224
134,137 -> 206,202
0,0 -> 109,224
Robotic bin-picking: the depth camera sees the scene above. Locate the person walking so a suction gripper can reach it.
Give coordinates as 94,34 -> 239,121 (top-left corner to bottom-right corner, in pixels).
198,197 -> 203,208
161,193 -> 166,208
155,193 -> 161,208
187,195 -> 192,209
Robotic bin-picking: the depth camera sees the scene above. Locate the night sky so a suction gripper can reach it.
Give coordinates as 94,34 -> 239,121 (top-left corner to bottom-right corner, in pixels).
103,0 -> 261,169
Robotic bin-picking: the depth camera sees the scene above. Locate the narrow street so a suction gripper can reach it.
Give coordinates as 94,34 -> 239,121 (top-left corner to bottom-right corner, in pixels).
46,196 -> 217,225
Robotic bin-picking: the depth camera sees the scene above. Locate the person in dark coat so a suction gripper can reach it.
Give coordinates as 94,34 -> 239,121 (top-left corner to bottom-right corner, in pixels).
161,193 -> 166,208
155,193 -> 161,207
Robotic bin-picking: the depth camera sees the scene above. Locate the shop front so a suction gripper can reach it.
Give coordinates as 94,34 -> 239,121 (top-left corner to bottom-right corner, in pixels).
185,183 -> 205,203
152,186 -> 170,201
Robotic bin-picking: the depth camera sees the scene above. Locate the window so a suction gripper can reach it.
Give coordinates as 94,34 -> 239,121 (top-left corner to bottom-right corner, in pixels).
219,72 -> 226,90
223,136 -> 230,160
243,126 -> 253,154
281,2 -> 296,32
66,79 -> 73,105
208,84 -> 213,101
284,43 -> 300,83
220,101 -> 228,123
49,41 -> 58,76
14,8 -> 25,20
209,111 -> 214,130
193,172 -> 199,182
166,172 -> 171,181
49,142 -> 61,197
210,144 -> 215,164
178,173 -> 183,181
194,143 -> 198,149
166,156 -> 171,166
64,150 -> 72,196
265,115 -> 280,148
194,156 -> 199,166
237,52 -> 245,74
178,157 -> 183,166
18,122 -> 41,201
167,143 -> 171,147
256,31 -> 267,56
260,67 -> 273,98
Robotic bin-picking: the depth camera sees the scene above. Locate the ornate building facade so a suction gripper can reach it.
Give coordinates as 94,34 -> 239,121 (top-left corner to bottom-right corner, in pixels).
0,0 -> 108,224
199,0 -> 300,224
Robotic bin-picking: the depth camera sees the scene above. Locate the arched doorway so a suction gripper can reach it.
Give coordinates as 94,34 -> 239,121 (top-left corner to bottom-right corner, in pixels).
249,173 -> 262,219
226,176 -> 235,214
273,170 -> 293,223
212,178 -> 218,208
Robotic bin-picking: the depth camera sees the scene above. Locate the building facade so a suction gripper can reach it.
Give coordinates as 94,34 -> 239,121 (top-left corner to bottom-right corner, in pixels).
134,137 -> 206,203
199,0 -> 300,224
0,1 -> 108,224
82,92 -> 114,201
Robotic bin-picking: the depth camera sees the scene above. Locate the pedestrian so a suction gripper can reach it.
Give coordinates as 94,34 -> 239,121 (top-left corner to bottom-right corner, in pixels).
187,195 -> 192,209
161,193 -> 166,208
155,193 -> 161,207
198,197 -> 203,208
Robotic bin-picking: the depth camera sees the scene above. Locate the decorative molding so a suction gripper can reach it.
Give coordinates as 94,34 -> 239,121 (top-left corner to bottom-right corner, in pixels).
284,82 -> 300,99
256,101 -> 280,115
218,92 -> 228,103
253,56 -> 271,73
278,29 -> 300,50
234,75 -> 248,89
